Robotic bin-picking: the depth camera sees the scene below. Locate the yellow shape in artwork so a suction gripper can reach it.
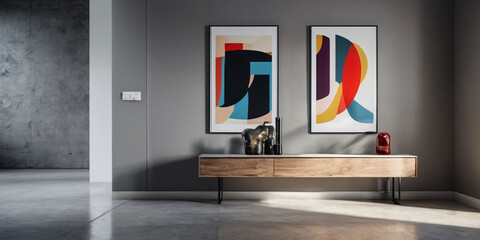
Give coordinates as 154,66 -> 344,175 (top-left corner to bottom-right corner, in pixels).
316,84 -> 343,123
316,35 -> 323,54
353,43 -> 368,83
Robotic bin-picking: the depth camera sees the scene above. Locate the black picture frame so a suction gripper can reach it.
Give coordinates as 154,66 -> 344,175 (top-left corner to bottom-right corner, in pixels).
208,25 -> 279,134
308,25 -> 378,134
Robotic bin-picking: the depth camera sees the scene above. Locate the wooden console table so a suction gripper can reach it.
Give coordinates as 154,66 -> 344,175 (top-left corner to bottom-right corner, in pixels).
198,154 -> 418,204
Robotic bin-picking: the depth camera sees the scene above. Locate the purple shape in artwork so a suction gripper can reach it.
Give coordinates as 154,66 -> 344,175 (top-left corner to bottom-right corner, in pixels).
316,35 -> 330,100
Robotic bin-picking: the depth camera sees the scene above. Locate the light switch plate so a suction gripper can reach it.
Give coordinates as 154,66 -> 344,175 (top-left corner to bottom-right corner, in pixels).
122,91 -> 142,101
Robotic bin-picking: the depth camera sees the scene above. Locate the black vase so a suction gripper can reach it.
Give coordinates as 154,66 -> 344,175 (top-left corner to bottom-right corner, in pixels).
241,122 -> 275,155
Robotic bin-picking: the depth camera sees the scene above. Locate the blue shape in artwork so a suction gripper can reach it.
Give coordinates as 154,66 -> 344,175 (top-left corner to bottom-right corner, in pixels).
336,35 -> 351,84
250,61 -> 272,111
218,57 -> 225,106
230,92 -> 249,120
347,100 -> 374,123
250,62 -> 272,75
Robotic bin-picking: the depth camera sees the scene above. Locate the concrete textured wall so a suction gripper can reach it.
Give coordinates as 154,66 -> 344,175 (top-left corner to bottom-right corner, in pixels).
454,0 -> 480,199
113,0 -> 454,192
0,0 -> 89,168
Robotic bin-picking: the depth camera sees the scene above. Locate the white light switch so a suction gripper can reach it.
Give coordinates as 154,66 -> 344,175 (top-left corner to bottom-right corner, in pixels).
122,91 -> 142,101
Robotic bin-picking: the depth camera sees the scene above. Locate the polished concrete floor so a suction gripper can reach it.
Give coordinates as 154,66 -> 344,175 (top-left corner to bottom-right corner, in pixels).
1,170 -> 480,240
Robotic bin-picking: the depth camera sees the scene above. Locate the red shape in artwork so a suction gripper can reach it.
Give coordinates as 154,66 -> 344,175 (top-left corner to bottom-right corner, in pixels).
215,57 -> 223,106
337,44 -> 361,114
225,43 -> 243,52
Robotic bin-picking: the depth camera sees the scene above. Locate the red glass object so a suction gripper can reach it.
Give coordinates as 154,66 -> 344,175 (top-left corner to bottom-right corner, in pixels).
376,132 -> 391,155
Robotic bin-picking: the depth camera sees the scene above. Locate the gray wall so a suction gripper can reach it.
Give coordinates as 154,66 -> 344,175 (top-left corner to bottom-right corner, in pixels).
112,0 -> 147,190
454,0 -> 480,199
113,0 -> 454,191
0,0 -> 89,168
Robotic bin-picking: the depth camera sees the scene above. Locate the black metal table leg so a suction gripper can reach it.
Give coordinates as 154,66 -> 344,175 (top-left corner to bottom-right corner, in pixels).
392,177 -> 401,205
218,177 -> 223,204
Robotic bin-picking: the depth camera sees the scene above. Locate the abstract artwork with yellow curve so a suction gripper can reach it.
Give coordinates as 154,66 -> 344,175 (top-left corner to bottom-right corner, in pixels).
311,26 -> 377,133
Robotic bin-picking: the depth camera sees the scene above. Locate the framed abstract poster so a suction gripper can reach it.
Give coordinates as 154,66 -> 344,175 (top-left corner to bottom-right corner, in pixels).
310,26 -> 377,133
210,26 -> 278,133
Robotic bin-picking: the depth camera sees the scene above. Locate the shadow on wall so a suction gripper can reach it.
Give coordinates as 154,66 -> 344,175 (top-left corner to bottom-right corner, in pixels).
316,134 -> 376,154
0,140 -> 31,168
148,137 -> 243,191
283,122 -> 377,154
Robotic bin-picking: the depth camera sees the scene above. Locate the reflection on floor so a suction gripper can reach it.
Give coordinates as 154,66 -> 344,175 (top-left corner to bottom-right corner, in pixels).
1,170 -> 479,240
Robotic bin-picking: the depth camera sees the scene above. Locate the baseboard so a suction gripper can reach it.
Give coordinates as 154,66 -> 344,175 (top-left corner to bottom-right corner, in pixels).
113,191 -> 454,201
455,192 -> 480,209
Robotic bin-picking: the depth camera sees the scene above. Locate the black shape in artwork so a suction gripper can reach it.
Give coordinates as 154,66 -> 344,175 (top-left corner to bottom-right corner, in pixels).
248,75 -> 270,119
221,50 -> 272,108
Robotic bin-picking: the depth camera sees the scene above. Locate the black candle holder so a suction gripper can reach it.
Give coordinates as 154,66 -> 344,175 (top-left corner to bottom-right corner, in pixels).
273,116 -> 282,155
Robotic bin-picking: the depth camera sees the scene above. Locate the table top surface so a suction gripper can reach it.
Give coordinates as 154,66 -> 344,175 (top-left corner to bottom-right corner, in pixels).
199,154 -> 417,158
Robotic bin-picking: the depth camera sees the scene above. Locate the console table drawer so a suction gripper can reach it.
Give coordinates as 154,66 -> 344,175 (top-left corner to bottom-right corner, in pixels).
199,158 -> 274,177
274,158 -> 417,177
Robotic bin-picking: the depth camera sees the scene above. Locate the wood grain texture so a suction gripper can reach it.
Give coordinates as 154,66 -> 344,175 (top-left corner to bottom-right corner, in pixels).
274,158 -> 417,177
199,158 -> 274,177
